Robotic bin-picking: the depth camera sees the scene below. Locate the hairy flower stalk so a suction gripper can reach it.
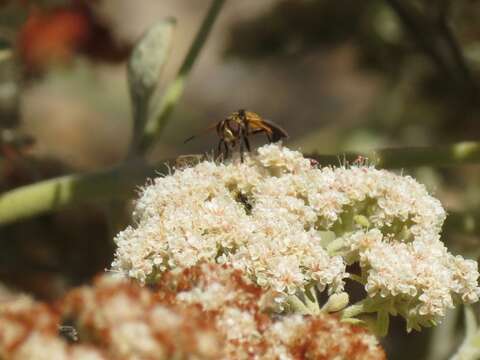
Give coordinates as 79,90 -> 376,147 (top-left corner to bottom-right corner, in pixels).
112,144 -> 480,333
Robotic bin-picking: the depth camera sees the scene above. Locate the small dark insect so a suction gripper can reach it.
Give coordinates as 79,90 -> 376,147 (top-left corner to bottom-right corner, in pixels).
184,109 -> 288,162
309,158 -> 319,167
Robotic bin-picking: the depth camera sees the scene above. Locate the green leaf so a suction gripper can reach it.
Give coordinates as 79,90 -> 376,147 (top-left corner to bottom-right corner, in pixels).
127,18 -> 176,156
140,0 -> 226,152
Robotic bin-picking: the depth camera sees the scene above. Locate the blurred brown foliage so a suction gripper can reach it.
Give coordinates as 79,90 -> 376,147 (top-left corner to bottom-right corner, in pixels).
226,0 -> 480,141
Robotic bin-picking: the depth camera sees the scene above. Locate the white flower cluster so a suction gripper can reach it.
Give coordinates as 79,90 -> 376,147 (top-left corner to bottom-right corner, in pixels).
113,145 -> 346,296
345,229 -> 480,330
112,144 -> 480,329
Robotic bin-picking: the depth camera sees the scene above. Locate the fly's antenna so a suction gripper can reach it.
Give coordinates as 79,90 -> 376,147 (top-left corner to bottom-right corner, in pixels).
184,135 -> 196,143
183,122 -> 218,143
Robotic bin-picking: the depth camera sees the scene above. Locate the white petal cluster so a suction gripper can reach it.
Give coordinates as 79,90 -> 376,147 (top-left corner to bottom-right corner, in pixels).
112,144 -> 479,328
113,145 -> 347,296
345,229 -> 480,329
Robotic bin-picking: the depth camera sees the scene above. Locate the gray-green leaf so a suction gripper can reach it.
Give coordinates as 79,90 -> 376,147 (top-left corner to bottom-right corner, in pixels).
127,18 -> 176,156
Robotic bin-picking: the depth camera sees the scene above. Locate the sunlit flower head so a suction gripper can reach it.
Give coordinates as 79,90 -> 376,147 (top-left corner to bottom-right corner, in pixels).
112,144 -> 479,330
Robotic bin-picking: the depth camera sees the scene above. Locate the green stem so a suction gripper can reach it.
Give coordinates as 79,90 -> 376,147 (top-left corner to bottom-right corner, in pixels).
341,297 -> 389,320
341,299 -> 373,319
311,141 -> 480,169
139,0 -> 226,152
0,160 -> 165,225
1,141 -> 480,225
449,307 -> 480,360
304,286 -> 320,314
426,307 -> 461,360
286,295 -> 311,315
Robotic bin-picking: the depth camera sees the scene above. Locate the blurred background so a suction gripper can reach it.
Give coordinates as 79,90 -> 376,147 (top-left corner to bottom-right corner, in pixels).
0,0 -> 479,359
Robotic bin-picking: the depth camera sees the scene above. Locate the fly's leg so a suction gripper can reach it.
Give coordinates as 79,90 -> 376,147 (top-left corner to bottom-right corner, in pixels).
223,140 -> 230,159
217,139 -> 224,160
239,127 -> 252,162
239,136 -> 244,163
243,133 -> 251,153
242,120 -> 251,152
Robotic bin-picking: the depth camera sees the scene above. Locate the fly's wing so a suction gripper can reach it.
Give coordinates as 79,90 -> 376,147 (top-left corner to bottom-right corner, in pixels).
183,122 -> 218,143
263,119 -> 288,142
244,112 -> 270,134
248,117 -> 288,142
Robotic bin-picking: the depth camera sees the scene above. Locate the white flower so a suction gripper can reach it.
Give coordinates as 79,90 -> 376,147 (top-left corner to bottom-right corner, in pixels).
112,144 -> 479,329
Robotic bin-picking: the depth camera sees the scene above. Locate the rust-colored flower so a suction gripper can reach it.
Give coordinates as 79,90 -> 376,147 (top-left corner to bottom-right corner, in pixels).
0,264 -> 386,359
18,8 -> 90,71
16,1 -> 130,73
